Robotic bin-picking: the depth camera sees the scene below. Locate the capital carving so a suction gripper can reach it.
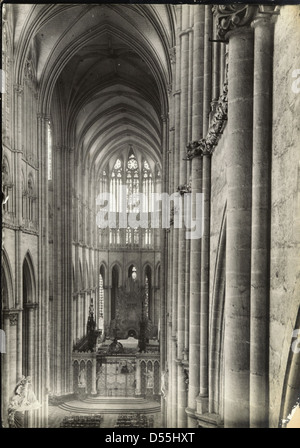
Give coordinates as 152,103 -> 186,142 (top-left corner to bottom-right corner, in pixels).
177,180 -> 191,195
213,4 -> 257,39
186,77 -> 228,159
9,313 -> 18,326
186,138 -> 211,160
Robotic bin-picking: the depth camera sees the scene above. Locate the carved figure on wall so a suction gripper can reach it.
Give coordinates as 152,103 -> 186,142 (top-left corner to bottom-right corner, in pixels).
160,368 -> 169,399
78,366 -> 86,388
144,369 -> 154,389
8,376 -> 41,428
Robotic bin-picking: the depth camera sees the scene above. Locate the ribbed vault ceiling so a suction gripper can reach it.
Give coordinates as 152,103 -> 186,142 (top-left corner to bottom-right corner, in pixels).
13,4 -> 176,174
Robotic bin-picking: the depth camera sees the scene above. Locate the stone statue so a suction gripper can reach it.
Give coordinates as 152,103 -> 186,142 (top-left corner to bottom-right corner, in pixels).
78,366 -> 86,388
107,337 -> 124,354
160,368 -> 169,399
8,376 -> 41,428
144,369 -> 154,389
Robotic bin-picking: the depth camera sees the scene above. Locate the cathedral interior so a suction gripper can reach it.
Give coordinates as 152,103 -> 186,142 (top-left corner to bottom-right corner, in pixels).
1,3 -> 300,429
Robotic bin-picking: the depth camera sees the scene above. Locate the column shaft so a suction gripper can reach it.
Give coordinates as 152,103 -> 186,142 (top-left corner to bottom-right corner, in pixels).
203,6 -> 213,136
2,314 -> 10,427
187,4 -> 205,426
212,14 -> 221,101
177,362 -> 187,427
224,27 -> 254,428
199,155 -> 210,404
135,360 -> 141,395
188,156 -> 202,413
91,358 -> 97,395
250,16 -> 273,428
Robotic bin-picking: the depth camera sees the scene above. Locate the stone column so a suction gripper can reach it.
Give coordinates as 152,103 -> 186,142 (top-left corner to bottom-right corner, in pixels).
2,311 -> 11,427
24,304 -> 36,375
219,44 -> 225,91
51,142 -> 62,396
197,6 -> 212,415
13,86 -> 24,387
166,321 -> 173,427
170,5 -> 183,428
177,360 -> 187,427
108,286 -> 112,327
214,4 -> 256,428
198,152 -> 211,414
212,14 -> 221,104
187,150 -> 202,427
203,6 -> 212,136
16,310 -> 23,383
36,113 -> 49,425
177,8 -> 192,428
192,5 -> 205,135
135,360 -> 141,396
75,295 -> 79,343
185,4 -> 205,427
91,358 -> 97,395
161,110 -> 169,428
171,335 -> 177,427
13,84 -> 24,309
250,12 -> 274,428
26,303 -> 38,427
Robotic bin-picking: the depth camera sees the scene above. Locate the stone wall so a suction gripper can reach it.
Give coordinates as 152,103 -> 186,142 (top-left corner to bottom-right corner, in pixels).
269,5 -> 300,428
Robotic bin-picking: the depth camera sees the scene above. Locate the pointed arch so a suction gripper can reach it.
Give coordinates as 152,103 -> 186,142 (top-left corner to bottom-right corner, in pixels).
1,249 -> 14,309
99,264 -> 106,284
22,251 -> 38,384
22,251 -> 36,305
155,262 -> 161,289
110,261 -> 122,286
128,263 -> 137,279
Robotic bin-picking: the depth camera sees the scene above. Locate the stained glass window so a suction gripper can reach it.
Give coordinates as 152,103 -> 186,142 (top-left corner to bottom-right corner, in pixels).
107,150 -> 154,247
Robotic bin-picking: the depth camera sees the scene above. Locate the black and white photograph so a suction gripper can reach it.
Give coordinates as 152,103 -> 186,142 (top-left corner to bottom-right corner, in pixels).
1,1 -> 300,431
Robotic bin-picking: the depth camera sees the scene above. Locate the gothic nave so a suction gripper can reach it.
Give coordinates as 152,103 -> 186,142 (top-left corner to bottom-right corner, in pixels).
1,2 -> 300,429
